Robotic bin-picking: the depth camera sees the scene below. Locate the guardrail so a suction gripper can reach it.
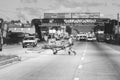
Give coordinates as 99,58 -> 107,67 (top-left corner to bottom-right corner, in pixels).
0,57 -> 21,66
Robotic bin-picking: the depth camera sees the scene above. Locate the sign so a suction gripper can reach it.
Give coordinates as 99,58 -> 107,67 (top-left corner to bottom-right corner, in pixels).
42,18 -> 96,24
44,13 -> 100,18
44,13 -> 71,18
72,13 -> 100,18
64,19 -> 96,24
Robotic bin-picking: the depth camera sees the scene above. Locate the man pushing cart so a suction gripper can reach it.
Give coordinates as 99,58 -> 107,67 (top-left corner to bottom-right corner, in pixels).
42,36 -> 76,55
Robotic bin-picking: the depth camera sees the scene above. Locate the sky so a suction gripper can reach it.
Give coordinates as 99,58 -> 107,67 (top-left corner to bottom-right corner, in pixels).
0,0 -> 120,21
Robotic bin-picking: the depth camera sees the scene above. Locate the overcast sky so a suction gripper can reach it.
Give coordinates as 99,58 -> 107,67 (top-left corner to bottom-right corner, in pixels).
0,0 -> 120,21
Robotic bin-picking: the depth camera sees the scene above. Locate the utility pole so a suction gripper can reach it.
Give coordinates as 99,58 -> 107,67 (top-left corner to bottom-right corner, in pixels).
117,13 -> 119,34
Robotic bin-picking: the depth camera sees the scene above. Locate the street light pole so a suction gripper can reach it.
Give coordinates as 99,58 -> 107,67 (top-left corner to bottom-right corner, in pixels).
117,13 -> 119,34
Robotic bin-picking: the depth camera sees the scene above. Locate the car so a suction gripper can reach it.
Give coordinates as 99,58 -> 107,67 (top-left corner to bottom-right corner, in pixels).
22,36 -> 37,48
79,36 -> 87,41
87,37 -> 93,41
92,37 -> 97,41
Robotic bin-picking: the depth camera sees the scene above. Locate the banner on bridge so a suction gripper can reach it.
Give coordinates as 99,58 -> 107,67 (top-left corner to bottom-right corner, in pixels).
44,13 -> 100,18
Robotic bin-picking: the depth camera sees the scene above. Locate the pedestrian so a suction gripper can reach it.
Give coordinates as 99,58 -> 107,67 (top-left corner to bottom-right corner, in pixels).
52,48 -> 57,55
67,36 -> 76,55
44,34 -> 48,42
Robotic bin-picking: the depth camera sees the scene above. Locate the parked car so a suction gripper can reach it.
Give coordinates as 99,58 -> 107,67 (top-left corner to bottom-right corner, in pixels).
79,36 -> 87,41
87,37 -> 93,41
92,37 -> 97,41
22,36 -> 37,48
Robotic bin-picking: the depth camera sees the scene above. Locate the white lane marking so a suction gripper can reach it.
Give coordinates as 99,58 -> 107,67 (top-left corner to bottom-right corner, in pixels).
81,57 -> 84,60
78,65 -> 83,69
83,42 -> 87,54
81,42 -> 87,60
83,49 -> 86,54
74,77 -> 79,80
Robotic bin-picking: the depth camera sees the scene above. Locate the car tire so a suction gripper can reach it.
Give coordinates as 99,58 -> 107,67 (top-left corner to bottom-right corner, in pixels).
0,48 -> 2,51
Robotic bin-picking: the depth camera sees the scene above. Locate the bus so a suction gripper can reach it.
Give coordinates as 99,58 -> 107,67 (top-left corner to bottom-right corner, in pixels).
0,18 -> 3,51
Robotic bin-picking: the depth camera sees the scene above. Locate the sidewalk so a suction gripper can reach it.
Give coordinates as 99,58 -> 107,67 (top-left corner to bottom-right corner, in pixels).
0,42 -> 50,67
0,44 -> 41,59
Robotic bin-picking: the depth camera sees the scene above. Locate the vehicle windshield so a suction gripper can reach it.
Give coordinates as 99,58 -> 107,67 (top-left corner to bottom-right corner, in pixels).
24,37 -> 35,40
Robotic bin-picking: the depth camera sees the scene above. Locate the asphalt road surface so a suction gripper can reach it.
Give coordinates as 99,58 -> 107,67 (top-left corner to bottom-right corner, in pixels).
0,41 -> 120,80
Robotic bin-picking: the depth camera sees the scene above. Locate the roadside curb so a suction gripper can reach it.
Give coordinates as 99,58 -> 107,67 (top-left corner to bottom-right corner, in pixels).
0,56 -> 21,67
25,48 -> 45,54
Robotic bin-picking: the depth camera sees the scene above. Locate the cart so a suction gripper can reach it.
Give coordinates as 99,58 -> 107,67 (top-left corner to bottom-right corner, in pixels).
42,39 -> 69,55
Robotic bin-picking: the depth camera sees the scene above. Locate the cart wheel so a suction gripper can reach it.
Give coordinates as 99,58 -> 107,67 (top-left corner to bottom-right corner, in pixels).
73,51 -> 76,55
68,51 -> 71,55
53,51 -> 57,55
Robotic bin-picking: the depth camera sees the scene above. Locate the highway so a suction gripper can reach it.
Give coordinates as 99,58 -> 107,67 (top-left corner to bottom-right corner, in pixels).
0,41 -> 120,80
